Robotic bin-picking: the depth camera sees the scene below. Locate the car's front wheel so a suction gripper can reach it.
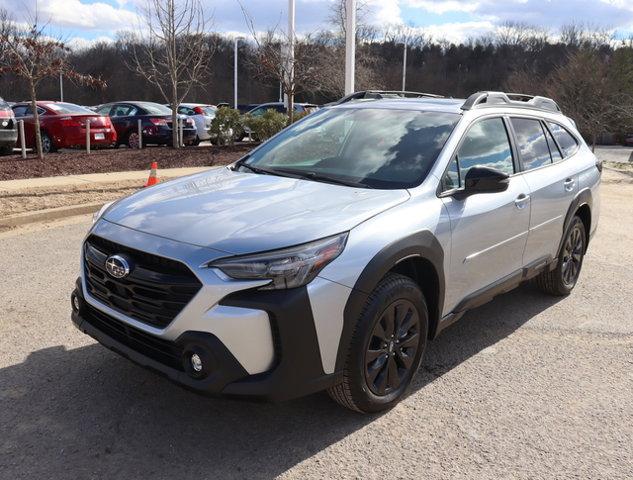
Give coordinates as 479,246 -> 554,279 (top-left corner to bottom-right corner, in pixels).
328,273 -> 428,413
536,215 -> 587,295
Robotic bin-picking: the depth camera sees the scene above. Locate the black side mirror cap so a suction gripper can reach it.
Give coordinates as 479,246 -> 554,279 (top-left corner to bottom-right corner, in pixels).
456,166 -> 510,197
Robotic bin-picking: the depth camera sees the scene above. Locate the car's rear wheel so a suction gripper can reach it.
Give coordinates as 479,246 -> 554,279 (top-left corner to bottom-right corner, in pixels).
327,273 -> 428,413
41,133 -> 55,154
535,215 -> 586,296
127,132 -> 142,149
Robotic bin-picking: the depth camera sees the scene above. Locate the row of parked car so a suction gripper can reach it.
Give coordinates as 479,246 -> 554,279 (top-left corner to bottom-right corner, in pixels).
0,96 -> 321,155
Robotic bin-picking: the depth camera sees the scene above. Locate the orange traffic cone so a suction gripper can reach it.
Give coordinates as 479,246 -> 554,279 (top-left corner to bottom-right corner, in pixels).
145,161 -> 159,187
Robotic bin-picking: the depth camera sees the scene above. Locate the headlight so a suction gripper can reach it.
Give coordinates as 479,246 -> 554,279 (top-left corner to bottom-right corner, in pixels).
209,233 -> 348,290
93,201 -> 114,223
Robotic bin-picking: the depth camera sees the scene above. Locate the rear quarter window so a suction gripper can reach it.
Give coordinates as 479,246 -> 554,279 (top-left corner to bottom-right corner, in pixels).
511,117 -> 552,171
547,122 -> 579,158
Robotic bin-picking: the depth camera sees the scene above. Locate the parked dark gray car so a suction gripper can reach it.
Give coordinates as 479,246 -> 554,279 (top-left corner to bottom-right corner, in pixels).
0,97 -> 17,155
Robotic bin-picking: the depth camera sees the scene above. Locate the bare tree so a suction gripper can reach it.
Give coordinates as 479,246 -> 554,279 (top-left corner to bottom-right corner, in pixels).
306,0 -> 385,98
0,10 -> 105,159
128,0 -> 211,148
545,49 -> 627,150
560,23 -> 611,49
239,3 -> 325,122
496,21 -> 550,51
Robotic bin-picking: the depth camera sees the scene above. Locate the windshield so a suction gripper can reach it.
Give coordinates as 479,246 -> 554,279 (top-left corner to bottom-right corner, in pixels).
137,102 -> 172,115
202,106 -> 216,116
242,107 -> 459,189
46,102 -> 95,114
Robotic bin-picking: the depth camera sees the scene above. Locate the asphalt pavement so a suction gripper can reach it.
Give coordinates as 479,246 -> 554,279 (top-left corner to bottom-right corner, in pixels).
0,170 -> 632,479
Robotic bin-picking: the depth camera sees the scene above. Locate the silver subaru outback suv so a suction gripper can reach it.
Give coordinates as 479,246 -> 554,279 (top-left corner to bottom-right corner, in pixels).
71,91 -> 601,413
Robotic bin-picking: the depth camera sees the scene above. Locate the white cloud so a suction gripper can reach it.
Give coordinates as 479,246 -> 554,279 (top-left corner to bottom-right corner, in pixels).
405,0 -> 479,14
67,35 -> 115,50
366,0 -> 403,25
415,20 -> 496,43
40,0 -> 140,29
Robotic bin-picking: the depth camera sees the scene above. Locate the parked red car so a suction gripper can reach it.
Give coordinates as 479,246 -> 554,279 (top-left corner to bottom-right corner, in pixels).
11,101 -> 117,153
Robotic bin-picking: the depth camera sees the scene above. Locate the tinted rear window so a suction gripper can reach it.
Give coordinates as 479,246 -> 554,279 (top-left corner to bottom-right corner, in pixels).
511,118 -> 552,171
137,102 -> 173,115
547,122 -> 578,157
45,103 -> 95,114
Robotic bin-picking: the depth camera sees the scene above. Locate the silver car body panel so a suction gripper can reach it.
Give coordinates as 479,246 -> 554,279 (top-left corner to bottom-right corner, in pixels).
83,98 -> 601,378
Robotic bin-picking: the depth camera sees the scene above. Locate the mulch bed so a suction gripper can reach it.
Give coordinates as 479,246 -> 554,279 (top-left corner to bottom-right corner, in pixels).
0,144 -> 254,181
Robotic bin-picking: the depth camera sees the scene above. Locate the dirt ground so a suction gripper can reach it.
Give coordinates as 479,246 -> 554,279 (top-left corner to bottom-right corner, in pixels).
0,167 -> 631,479
0,180 -> 141,217
0,144 -> 251,181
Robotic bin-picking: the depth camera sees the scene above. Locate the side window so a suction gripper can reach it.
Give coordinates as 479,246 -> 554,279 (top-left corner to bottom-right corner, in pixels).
547,122 -> 579,158
96,105 -> 111,115
112,105 -> 137,117
442,156 -> 460,191
511,118 -> 552,171
543,123 -> 562,161
12,106 -> 28,117
456,117 -> 515,181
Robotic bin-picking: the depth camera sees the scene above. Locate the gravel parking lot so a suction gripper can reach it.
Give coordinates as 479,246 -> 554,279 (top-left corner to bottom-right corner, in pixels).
0,169 -> 631,479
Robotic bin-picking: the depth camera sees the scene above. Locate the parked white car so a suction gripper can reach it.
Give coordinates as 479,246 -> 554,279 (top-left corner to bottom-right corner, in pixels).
175,103 -> 217,144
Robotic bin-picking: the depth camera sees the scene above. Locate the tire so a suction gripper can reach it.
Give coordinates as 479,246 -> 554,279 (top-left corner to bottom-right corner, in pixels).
126,131 -> 142,149
327,273 -> 428,413
41,132 -> 55,154
0,144 -> 13,155
535,215 -> 586,296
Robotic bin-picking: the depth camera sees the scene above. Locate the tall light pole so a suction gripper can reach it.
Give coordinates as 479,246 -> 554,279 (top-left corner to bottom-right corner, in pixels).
59,73 -> 64,102
402,36 -> 408,91
285,0 -> 295,110
233,37 -> 242,110
344,0 -> 356,95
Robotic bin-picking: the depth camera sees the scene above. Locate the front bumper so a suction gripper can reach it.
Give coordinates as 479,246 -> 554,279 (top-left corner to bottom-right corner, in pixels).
72,280 -> 340,401
0,127 -> 18,147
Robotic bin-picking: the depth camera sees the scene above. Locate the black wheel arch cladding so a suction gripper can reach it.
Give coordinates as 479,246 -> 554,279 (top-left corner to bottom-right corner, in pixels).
335,230 -> 445,372
559,188 -> 592,257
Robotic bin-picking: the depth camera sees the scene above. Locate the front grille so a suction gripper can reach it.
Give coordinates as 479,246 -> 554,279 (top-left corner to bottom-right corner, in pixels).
82,302 -> 184,371
83,235 -> 202,329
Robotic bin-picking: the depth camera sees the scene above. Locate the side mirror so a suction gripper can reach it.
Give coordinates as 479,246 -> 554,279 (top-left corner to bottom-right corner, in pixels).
460,166 -> 509,196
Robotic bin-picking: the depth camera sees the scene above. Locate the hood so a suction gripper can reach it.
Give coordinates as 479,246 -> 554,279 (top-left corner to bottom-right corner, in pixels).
103,167 -> 410,254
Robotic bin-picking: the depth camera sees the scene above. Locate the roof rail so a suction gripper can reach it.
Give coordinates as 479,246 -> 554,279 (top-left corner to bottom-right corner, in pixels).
332,90 -> 443,105
461,91 -> 561,113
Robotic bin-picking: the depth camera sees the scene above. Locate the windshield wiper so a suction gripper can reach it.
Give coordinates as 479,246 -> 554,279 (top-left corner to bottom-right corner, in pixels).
269,168 -> 373,189
233,158 -> 285,177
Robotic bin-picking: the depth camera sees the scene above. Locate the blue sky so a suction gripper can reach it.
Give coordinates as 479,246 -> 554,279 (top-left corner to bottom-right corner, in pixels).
5,0 -> 633,47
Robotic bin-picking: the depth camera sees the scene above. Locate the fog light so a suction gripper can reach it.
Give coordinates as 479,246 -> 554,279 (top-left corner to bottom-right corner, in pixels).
190,353 -> 203,372
71,293 -> 80,312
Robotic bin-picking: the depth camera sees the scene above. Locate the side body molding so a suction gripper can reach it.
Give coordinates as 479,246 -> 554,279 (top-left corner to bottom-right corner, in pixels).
334,231 -> 445,372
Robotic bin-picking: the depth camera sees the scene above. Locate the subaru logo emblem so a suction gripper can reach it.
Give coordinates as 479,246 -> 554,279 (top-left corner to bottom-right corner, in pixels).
105,255 -> 131,279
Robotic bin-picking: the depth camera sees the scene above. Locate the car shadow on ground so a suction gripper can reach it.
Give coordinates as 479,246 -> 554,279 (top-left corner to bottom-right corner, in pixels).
0,283 -> 562,479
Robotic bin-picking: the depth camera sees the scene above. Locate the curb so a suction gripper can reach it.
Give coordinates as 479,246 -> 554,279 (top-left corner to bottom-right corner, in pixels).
0,202 -> 104,230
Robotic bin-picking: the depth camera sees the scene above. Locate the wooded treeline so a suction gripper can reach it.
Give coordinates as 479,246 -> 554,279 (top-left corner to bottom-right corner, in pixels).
1,21 -> 633,144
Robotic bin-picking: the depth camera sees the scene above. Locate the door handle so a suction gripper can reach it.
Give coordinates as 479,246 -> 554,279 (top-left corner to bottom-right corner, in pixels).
564,178 -> 575,192
514,193 -> 530,209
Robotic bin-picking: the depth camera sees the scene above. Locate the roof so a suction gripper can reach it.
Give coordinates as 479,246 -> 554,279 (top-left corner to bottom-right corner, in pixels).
180,103 -> 216,108
329,97 -> 466,114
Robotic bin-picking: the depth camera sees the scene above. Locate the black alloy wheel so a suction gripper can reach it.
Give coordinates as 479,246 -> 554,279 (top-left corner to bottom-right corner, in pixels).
561,221 -> 585,287
364,299 -> 421,396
